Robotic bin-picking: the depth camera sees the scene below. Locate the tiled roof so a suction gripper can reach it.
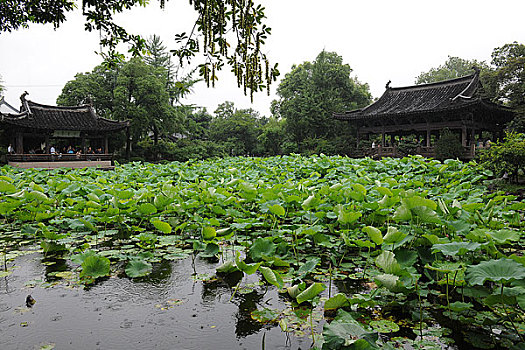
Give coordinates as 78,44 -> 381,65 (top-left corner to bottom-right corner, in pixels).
0,96 -> 128,132
334,71 -> 512,121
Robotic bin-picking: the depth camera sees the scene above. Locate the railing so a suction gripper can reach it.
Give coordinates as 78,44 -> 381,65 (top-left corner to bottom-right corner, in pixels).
7,153 -> 114,162
361,145 -> 476,159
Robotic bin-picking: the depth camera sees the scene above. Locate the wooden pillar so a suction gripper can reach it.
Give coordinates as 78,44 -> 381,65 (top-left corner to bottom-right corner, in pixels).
426,128 -> 431,147
82,137 -> 87,153
461,126 -> 467,147
356,129 -> 360,149
381,131 -> 386,147
15,132 -> 23,154
126,127 -> 131,160
104,135 -> 109,154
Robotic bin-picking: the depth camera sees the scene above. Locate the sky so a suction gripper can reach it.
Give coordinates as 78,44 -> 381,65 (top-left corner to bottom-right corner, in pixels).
1,0 -> 524,117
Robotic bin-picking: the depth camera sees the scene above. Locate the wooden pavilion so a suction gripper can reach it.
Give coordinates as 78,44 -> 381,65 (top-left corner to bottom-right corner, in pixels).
1,92 -> 129,169
334,69 -> 515,159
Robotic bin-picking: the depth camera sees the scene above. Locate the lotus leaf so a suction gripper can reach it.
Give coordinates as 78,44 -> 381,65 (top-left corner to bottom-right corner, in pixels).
80,255 -> 110,279
296,282 -> 326,304
138,203 -> 157,215
152,220 -> 172,234
432,242 -> 482,257
324,293 -> 350,311
369,319 -> 399,333
375,251 -> 402,275
259,266 -> 284,288
269,204 -> 286,217
249,238 -> 276,262
363,226 -> 382,245
125,259 -> 153,278
466,258 -> 525,286
488,229 -> 521,244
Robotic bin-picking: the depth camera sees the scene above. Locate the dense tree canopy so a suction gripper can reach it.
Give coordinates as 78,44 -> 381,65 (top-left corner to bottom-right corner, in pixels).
209,101 -> 264,156
0,0 -> 278,98
272,51 -> 371,152
415,56 -> 486,84
57,57 -> 180,150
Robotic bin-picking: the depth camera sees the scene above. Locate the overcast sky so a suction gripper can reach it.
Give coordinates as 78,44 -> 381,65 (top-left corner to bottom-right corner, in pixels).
1,0 -> 524,117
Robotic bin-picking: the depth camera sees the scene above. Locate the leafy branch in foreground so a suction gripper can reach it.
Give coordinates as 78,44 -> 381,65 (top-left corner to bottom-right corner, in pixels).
0,0 -> 279,98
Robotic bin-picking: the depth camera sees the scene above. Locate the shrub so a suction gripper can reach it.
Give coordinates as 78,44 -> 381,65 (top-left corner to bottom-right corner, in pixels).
478,132 -> 525,182
434,129 -> 464,160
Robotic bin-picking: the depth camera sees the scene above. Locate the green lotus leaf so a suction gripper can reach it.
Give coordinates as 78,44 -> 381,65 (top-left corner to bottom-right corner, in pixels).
202,226 -> 216,240
448,301 -> 473,312
323,310 -> 378,350
432,242 -> 482,257
376,251 -> 402,275
324,293 -> 350,311
235,252 -> 260,275
71,250 -> 98,265
287,283 -> 305,299
376,186 -> 393,197
338,210 -> 362,225
269,204 -> 286,217
152,220 -> 172,234
0,180 -> 16,193
404,196 -> 437,210
393,203 -> 412,221
369,319 -> 400,333
383,227 -> 407,245
296,282 -> 326,304
302,194 -> 320,210
80,255 -> 110,279
297,257 -> 320,278
466,258 -> 525,286
200,242 -> 219,258
125,259 -> 153,278
259,266 -> 284,289
411,206 -> 441,224
249,237 -> 276,262
363,226 -> 383,245
374,273 -> 400,291
216,260 -> 239,274
488,229 -> 521,245
250,308 -> 279,323
138,203 -> 157,215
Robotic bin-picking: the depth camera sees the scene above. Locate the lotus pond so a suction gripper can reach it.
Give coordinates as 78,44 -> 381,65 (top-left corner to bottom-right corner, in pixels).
0,155 -> 524,349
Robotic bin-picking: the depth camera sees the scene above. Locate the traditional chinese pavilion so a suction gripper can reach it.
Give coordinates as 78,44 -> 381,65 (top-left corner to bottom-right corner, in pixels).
1,92 -> 129,168
334,69 -> 515,159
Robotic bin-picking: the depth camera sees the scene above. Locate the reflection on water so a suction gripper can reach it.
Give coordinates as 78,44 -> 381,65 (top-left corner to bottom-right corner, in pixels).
0,251 -> 311,350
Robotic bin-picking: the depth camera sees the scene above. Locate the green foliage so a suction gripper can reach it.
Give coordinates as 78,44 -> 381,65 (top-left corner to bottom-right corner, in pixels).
415,56 -> 487,84
125,259 -> 153,278
208,102 -> 264,156
434,129 -> 464,160
1,154 -> 524,348
1,1 -> 278,97
478,132 -> 525,182
273,50 -> 371,153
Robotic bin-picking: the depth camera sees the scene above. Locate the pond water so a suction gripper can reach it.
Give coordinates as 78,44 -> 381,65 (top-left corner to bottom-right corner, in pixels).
1,251 -> 321,350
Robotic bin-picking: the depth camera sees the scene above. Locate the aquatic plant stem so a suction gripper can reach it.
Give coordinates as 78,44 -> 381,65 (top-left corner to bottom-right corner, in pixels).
229,276 -> 243,302
445,273 -> 450,317
310,305 -> 316,345
501,283 -> 525,342
416,281 -> 423,339
328,263 -> 332,299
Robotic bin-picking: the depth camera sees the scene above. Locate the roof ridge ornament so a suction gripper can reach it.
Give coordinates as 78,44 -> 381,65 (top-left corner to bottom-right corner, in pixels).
20,91 -> 32,117
452,68 -> 480,101
385,80 -> 391,89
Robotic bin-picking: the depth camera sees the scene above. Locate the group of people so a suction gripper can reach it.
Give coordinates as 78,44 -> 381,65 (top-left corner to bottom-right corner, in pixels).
49,145 -> 104,155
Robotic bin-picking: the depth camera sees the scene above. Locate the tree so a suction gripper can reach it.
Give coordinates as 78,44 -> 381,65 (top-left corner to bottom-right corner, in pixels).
113,58 -> 180,148
0,74 -> 4,96
482,42 -> 525,132
57,65 -> 116,118
272,51 -> 371,153
0,1 -> 278,98
57,58 -> 180,154
415,56 -> 487,84
209,101 -> 263,156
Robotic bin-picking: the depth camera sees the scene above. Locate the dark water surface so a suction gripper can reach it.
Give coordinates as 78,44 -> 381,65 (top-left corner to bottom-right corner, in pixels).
0,252 -> 315,350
